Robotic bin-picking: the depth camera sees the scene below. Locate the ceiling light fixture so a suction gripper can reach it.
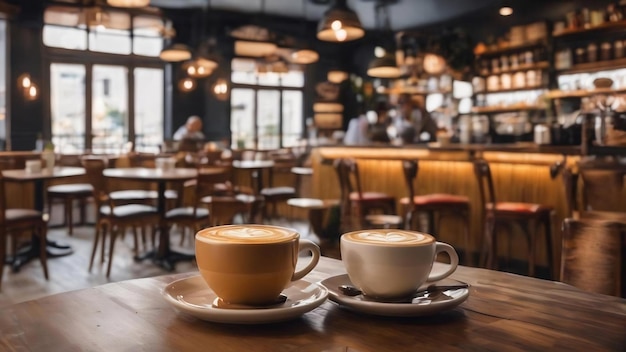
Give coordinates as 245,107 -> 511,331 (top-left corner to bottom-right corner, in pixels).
160,43 -> 192,62
367,2 -> 400,78
367,53 -> 401,78
499,6 -> 513,16
178,77 -> 196,92
317,0 -> 364,42
106,0 -> 150,8
292,0 -> 320,64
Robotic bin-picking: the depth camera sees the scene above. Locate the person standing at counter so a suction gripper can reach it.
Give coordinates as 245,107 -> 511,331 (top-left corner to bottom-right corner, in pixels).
395,93 -> 438,143
344,104 -> 370,145
368,102 -> 391,143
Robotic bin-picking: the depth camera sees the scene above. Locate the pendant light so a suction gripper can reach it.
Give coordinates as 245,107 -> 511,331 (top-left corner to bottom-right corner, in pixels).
292,0 -> 319,64
107,0 -> 150,8
317,0 -> 364,42
328,69 -> 349,83
180,2 -> 220,74
367,2 -> 400,78
160,43 -> 192,62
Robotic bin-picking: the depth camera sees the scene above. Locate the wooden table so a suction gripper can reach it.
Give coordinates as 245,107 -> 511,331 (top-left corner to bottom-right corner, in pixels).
0,257 -> 623,351
103,167 -> 198,270
233,160 -> 274,195
2,167 -> 86,271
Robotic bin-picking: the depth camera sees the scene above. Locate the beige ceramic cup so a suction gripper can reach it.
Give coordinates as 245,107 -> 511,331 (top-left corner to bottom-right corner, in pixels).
341,229 -> 459,299
195,224 -> 321,305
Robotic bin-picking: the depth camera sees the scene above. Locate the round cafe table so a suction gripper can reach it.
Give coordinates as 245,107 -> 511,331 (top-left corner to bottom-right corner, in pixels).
103,167 -> 198,271
2,166 -> 86,271
232,160 -> 274,195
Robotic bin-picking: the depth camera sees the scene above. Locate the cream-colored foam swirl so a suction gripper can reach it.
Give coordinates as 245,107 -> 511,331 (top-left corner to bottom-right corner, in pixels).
343,230 -> 433,246
197,225 -> 297,244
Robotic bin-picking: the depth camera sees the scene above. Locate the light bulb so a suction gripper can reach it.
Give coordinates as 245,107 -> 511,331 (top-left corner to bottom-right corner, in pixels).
499,6 -> 513,16
335,29 -> 347,42
29,85 -> 37,98
21,76 -> 31,88
374,46 -> 386,58
331,20 -> 342,31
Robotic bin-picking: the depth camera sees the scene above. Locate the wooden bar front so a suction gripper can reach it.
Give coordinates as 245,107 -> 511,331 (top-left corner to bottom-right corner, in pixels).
310,144 -> 582,274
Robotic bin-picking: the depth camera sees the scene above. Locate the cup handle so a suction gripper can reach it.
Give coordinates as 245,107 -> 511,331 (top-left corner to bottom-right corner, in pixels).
427,242 -> 459,282
291,239 -> 321,281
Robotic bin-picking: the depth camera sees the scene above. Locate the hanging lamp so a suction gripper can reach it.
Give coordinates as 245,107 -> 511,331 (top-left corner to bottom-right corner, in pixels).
317,0 -> 364,42
160,43 -> 192,62
367,2 -> 400,78
292,0 -> 319,64
107,0 -> 150,8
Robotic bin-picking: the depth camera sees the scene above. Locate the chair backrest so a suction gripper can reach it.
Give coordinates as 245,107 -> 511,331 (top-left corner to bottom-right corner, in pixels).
267,155 -> 297,188
334,158 -> 362,199
81,156 -> 108,205
578,159 -> 626,212
402,160 -> 418,206
196,166 -> 232,197
561,218 -> 625,297
473,159 -> 497,209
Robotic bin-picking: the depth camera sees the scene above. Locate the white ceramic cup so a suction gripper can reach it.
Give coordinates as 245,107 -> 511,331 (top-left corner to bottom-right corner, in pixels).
340,229 -> 459,299
25,160 -> 42,174
156,157 -> 176,171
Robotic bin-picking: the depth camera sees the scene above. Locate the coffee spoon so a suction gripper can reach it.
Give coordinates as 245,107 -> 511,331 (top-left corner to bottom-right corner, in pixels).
338,283 -> 469,302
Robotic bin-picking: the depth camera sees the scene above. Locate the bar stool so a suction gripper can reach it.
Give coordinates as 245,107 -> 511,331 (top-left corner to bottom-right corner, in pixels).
473,159 -> 554,278
400,160 -> 471,264
333,158 -> 398,231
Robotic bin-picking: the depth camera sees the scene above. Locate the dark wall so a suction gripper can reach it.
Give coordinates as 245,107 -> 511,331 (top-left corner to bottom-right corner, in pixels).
9,3 -> 45,151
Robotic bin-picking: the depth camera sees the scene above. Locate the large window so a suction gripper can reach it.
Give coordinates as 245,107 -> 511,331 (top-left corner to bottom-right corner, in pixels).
230,58 -> 304,150
44,5 -> 166,153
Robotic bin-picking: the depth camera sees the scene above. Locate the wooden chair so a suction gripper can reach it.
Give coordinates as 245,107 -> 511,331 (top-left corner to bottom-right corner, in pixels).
0,171 -> 49,290
196,166 -> 251,228
333,158 -> 398,231
578,158 -> 626,213
82,157 -> 159,278
46,154 -> 93,235
260,155 -> 298,221
473,159 -> 554,278
561,218 -> 625,297
400,160 -> 472,264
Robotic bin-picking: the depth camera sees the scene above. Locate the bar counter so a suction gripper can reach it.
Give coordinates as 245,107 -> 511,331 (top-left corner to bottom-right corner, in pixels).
310,143 -> 583,274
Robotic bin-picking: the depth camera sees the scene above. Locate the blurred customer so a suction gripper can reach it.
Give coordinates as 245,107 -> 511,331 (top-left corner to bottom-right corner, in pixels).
368,101 -> 391,143
174,115 -> 205,141
344,105 -> 370,145
395,93 -> 437,143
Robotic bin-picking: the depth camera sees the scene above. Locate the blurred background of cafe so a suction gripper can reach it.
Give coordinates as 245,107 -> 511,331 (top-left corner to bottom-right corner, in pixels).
0,0 -> 626,303
1,0 -> 625,154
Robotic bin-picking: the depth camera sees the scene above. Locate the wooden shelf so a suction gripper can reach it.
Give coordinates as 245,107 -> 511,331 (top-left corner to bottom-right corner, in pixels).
471,105 -> 545,114
478,86 -> 548,94
476,39 -> 547,57
553,20 -> 626,38
557,57 -> 626,75
380,87 -> 451,95
479,61 -> 550,76
547,87 -> 626,99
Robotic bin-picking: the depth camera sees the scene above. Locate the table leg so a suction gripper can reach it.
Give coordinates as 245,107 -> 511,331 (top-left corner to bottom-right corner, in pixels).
134,180 -> 194,271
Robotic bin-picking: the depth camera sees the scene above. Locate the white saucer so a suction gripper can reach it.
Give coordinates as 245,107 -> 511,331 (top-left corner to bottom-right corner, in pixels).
321,274 -> 469,317
162,275 -> 328,324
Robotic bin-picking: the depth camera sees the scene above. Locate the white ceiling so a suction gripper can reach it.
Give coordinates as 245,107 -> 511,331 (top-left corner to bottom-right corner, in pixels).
148,0 -> 498,30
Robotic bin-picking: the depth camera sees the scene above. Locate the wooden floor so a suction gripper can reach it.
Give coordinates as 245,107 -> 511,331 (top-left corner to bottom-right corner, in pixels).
0,206 -> 333,309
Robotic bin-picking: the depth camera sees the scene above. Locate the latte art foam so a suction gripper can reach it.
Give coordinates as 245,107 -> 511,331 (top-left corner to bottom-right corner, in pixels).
343,230 -> 433,246
197,225 -> 297,244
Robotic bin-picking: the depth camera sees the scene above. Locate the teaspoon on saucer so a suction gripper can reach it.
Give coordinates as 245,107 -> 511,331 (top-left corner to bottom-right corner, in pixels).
338,284 -> 469,303
212,294 -> 288,310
